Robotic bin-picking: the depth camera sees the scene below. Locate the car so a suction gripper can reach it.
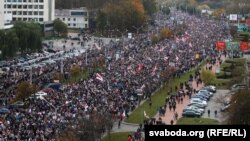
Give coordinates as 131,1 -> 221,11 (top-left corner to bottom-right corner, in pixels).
201,86 -> 216,93
183,105 -> 205,114
231,84 -> 248,92
188,103 -> 206,109
191,95 -> 208,101
198,90 -> 213,97
11,101 -> 25,107
34,91 -> 48,97
190,98 -> 207,107
182,110 -> 202,117
196,92 -> 210,99
0,108 -> 10,114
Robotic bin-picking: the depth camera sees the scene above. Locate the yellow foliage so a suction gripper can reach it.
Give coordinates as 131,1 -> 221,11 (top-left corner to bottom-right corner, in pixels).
160,28 -> 173,40
212,8 -> 225,18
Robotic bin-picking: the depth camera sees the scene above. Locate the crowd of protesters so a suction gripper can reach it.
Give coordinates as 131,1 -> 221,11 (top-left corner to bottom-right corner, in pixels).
0,9 -> 229,140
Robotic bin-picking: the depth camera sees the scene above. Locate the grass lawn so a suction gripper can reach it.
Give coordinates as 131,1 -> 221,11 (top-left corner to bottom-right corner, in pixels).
102,132 -> 133,141
177,118 -> 219,125
126,69 -> 198,124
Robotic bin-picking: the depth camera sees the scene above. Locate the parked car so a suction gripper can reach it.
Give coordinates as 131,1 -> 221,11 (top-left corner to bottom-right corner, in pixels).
198,90 -> 213,97
188,103 -> 206,109
182,110 -> 202,117
190,98 -> 207,106
201,86 -> 216,93
0,108 -> 10,114
191,94 -> 208,101
11,101 -> 25,108
183,105 -> 205,114
231,84 -> 248,92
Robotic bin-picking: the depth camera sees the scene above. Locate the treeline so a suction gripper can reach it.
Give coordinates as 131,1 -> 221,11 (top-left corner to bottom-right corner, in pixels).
0,22 -> 42,59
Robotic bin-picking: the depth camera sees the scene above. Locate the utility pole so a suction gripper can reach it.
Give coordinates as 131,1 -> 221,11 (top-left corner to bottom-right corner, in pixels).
60,59 -> 63,74
30,67 -> 32,84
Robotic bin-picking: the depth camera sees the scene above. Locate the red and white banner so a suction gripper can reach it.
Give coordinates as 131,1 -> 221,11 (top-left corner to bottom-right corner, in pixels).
189,42 -> 192,47
216,41 -> 226,50
246,19 -> 250,26
96,73 -> 104,81
240,42 -> 249,51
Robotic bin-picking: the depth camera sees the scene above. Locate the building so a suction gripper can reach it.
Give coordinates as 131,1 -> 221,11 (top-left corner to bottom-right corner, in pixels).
2,0 -> 54,26
0,2 -> 4,29
55,7 -> 89,29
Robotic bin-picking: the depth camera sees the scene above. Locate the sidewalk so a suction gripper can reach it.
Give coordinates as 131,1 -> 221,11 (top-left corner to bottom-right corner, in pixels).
156,55 -> 226,125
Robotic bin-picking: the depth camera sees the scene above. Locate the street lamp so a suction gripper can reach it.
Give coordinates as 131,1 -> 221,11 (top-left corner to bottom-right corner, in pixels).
116,29 -> 128,57
132,25 -> 143,35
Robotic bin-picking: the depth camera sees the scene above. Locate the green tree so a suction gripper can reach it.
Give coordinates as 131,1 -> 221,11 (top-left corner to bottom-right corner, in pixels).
142,0 -> 157,16
96,10 -> 107,32
53,19 -> 68,37
200,69 -> 216,85
70,64 -> 81,81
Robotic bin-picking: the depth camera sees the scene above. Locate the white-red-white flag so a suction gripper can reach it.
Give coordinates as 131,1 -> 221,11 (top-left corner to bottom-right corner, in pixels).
151,65 -> 157,76
96,73 -> 104,81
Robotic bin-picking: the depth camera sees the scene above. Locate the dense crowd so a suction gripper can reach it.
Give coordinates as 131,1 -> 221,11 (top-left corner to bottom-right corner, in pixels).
0,10 -> 229,140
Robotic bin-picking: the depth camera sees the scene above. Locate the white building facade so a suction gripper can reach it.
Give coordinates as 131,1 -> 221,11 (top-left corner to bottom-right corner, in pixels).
3,0 -> 55,24
55,7 -> 88,29
0,2 -> 4,29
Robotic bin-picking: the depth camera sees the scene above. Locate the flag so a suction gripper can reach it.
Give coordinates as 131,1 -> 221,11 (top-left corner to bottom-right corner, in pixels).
151,65 -> 157,76
163,56 -> 169,61
189,42 -> 192,47
144,110 -> 149,119
137,64 -> 143,74
122,111 -> 126,118
96,73 -> 104,81
176,56 -> 179,61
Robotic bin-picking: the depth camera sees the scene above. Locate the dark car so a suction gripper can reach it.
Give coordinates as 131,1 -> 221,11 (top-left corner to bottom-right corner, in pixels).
182,110 -> 202,117
0,108 -> 10,114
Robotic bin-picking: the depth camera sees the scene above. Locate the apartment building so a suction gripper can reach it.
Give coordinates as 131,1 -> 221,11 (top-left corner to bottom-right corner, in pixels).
0,2 -> 4,29
55,7 -> 89,29
3,0 -> 55,24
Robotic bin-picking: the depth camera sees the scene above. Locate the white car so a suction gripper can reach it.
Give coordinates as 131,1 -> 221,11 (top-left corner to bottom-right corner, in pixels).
190,98 -> 207,106
35,91 -> 48,97
184,105 -> 205,113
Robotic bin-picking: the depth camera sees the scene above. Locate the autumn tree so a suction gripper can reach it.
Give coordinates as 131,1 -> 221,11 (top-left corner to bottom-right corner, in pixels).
160,28 -> 173,40
212,8 -> 225,19
15,81 -> 38,102
227,89 -> 250,124
200,69 -> 216,85
151,34 -> 159,44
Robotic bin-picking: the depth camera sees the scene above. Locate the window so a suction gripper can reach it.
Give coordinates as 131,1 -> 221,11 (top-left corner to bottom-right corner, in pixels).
34,5 -> 38,9
23,18 -> 27,21
39,0 -> 43,2
73,18 -> 76,21
28,5 -> 32,9
39,5 -> 43,9
23,0 -> 27,2
68,18 -> 70,21
13,5 -> 16,8
18,5 -> 22,9
23,5 -> 27,9
39,11 -> 43,15
73,24 -> 76,27
85,18 -> 88,21
13,18 -> 17,21
68,23 -> 70,26
85,24 -> 88,28
62,18 -> 65,21
7,5 -> 11,8
39,18 -> 43,22
34,11 -> 38,15
23,11 -> 27,15
28,11 -> 32,15
71,11 -> 87,16
18,18 -> 22,21
34,0 -> 38,2
13,11 -> 17,15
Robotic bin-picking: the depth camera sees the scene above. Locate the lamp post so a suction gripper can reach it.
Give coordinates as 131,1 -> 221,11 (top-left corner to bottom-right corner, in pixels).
132,25 -> 143,35
116,29 -> 128,57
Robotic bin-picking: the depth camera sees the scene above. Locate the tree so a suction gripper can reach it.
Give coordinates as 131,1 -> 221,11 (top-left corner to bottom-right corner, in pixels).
200,69 -> 215,85
142,0 -> 157,16
227,89 -> 250,124
151,34 -> 159,44
15,81 -> 38,102
70,64 -> 81,81
53,19 -> 68,37
212,8 -> 225,19
160,28 -> 173,40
